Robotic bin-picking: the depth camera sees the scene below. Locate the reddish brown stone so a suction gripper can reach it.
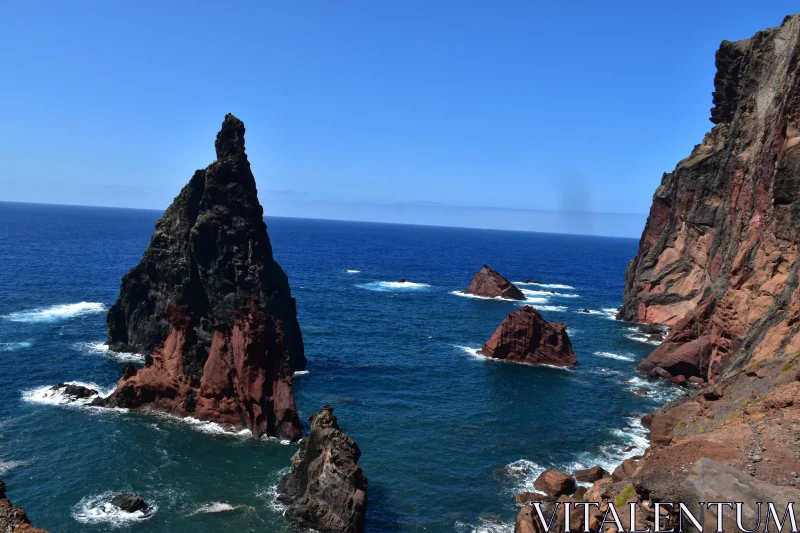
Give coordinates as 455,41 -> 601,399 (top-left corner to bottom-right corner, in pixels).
479,306 -> 577,367
102,298 -> 302,441
465,265 -> 525,300
0,479 -> 48,532
574,465 -> 607,482
533,469 -> 576,496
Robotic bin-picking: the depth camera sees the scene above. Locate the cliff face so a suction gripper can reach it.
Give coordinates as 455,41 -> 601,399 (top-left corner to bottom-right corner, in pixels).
480,306 -> 577,367
106,114 -> 305,371
101,298 -> 302,441
620,15 -> 800,382
278,405 -> 368,533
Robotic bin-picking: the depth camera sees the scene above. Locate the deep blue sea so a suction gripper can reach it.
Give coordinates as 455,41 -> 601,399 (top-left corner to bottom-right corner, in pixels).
0,202 -> 681,533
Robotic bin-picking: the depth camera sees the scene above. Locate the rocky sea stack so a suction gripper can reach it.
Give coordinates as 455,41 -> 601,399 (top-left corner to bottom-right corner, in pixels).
278,405 -> 368,533
619,15 -> 800,384
465,265 -> 525,300
99,115 -> 303,440
480,306 -> 577,366
0,479 -> 48,533
106,113 -> 305,371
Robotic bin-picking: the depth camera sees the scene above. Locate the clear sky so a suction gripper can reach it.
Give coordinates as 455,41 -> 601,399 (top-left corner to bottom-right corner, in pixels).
1,2 -> 797,237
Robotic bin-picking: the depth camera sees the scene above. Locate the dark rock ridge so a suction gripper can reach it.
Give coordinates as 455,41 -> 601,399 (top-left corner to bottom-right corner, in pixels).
0,478 -> 48,532
479,306 -> 577,366
278,405 -> 368,533
99,298 -> 303,441
465,265 -> 525,300
106,113 -> 305,371
619,15 -> 800,383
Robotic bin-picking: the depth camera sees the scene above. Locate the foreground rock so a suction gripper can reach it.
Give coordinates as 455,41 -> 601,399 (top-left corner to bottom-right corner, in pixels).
618,15 -> 800,383
479,306 -> 577,367
99,298 -> 302,441
573,465 -> 607,483
533,470 -> 576,497
0,479 -> 48,532
465,265 -> 525,300
278,405 -> 368,533
111,493 -> 148,513
106,113 -> 305,371
51,383 -> 98,400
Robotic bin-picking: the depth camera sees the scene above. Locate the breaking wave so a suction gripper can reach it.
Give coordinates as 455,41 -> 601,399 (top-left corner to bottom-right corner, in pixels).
72,492 -> 156,527
0,460 -> 26,474
0,342 -> 32,352
515,282 -> 575,290
73,342 -> 145,364
3,302 -> 106,323
357,281 -> 431,292
346,269 -> 361,274
21,381 -> 112,406
594,351 -> 634,362
191,501 -> 251,515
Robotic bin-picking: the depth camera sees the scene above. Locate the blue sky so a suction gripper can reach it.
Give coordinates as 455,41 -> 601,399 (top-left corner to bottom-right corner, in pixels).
1,2 -> 797,237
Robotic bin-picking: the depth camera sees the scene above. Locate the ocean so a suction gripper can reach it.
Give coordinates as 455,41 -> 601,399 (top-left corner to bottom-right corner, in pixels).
0,201 -> 681,532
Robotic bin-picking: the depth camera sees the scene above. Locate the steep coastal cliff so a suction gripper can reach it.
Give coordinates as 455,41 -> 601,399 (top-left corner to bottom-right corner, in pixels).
619,14 -> 800,383
106,113 -> 305,371
0,479 -> 48,533
99,115 -> 303,440
514,14 -> 800,533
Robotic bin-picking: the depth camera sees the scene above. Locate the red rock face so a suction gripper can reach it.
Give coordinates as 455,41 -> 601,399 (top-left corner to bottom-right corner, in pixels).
0,479 -> 48,533
480,306 -> 577,366
102,298 -> 302,441
466,265 -> 525,300
620,15 -> 800,382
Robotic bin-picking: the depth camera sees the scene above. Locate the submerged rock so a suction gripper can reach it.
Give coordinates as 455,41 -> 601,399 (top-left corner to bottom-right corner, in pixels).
278,405 -> 368,533
111,493 -> 148,513
479,306 -> 577,367
0,478 -> 49,532
465,265 -> 525,300
51,383 -> 97,400
101,298 -> 302,441
106,113 -> 305,371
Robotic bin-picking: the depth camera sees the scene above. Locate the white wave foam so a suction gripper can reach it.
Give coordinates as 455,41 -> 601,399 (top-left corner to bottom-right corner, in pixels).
22,381 -> 112,406
260,469 -> 291,514
3,302 -> 106,323
357,281 -> 431,292
0,460 -> 26,474
504,458 -> 547,495
520,289 -> 580,298
601,307 -> 620,319
515,282 -> 575,290
150,411 -> 252,438
0,342 -> 32,352
72,492 -> 156,526
533,305 -> 568,312
594,351 -> 634,362
453,345 -> 572,371
589,367 -> 624,376
626,376 -> 685,403
455,518 -> 513,533
455,345 -> 483,360
192,502 -> 248,514
625,334 -> 662,346
346,269 -> 361,274
293,370 -> 309,376
73,342 -> 145,364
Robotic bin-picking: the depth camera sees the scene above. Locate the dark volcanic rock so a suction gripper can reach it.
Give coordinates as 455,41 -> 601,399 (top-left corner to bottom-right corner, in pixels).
106,113 -> 305,371
52,383 -> 98,400
111,493 -> 148,513
278,405 -> 368,533
618,15 -> 800,383
102,298 -> 302,441
465,265 -> 525,300
479,306 -> 578,367
0,478 -> 49,532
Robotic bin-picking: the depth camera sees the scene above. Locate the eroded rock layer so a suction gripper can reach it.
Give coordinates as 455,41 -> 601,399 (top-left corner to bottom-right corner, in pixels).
480,306 -> 577,367
106,113 -> 305,371
278,405 -> 368,533
620,15 -> 800,383
100,298 -> 302,441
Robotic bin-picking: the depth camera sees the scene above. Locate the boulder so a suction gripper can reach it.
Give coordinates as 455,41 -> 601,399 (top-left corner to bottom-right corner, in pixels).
106,113 -> 305,371
638,324 -> 663,335
278,406 -> 368,533
465,265 -> 525,300
669,375 -> 687,386
111,493 -> 148,513
533,470 -> 576,497
611,456 -> 641,482
51,383 -> 97,400
479,306 -> 578,367
573,466 -> 607,483
640,413 -> 653,429
514,492 -> 548,504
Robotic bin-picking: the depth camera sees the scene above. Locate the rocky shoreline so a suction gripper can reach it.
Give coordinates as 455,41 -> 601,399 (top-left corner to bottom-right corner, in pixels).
0,478 -> 48,533
514,13 -> 800,532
